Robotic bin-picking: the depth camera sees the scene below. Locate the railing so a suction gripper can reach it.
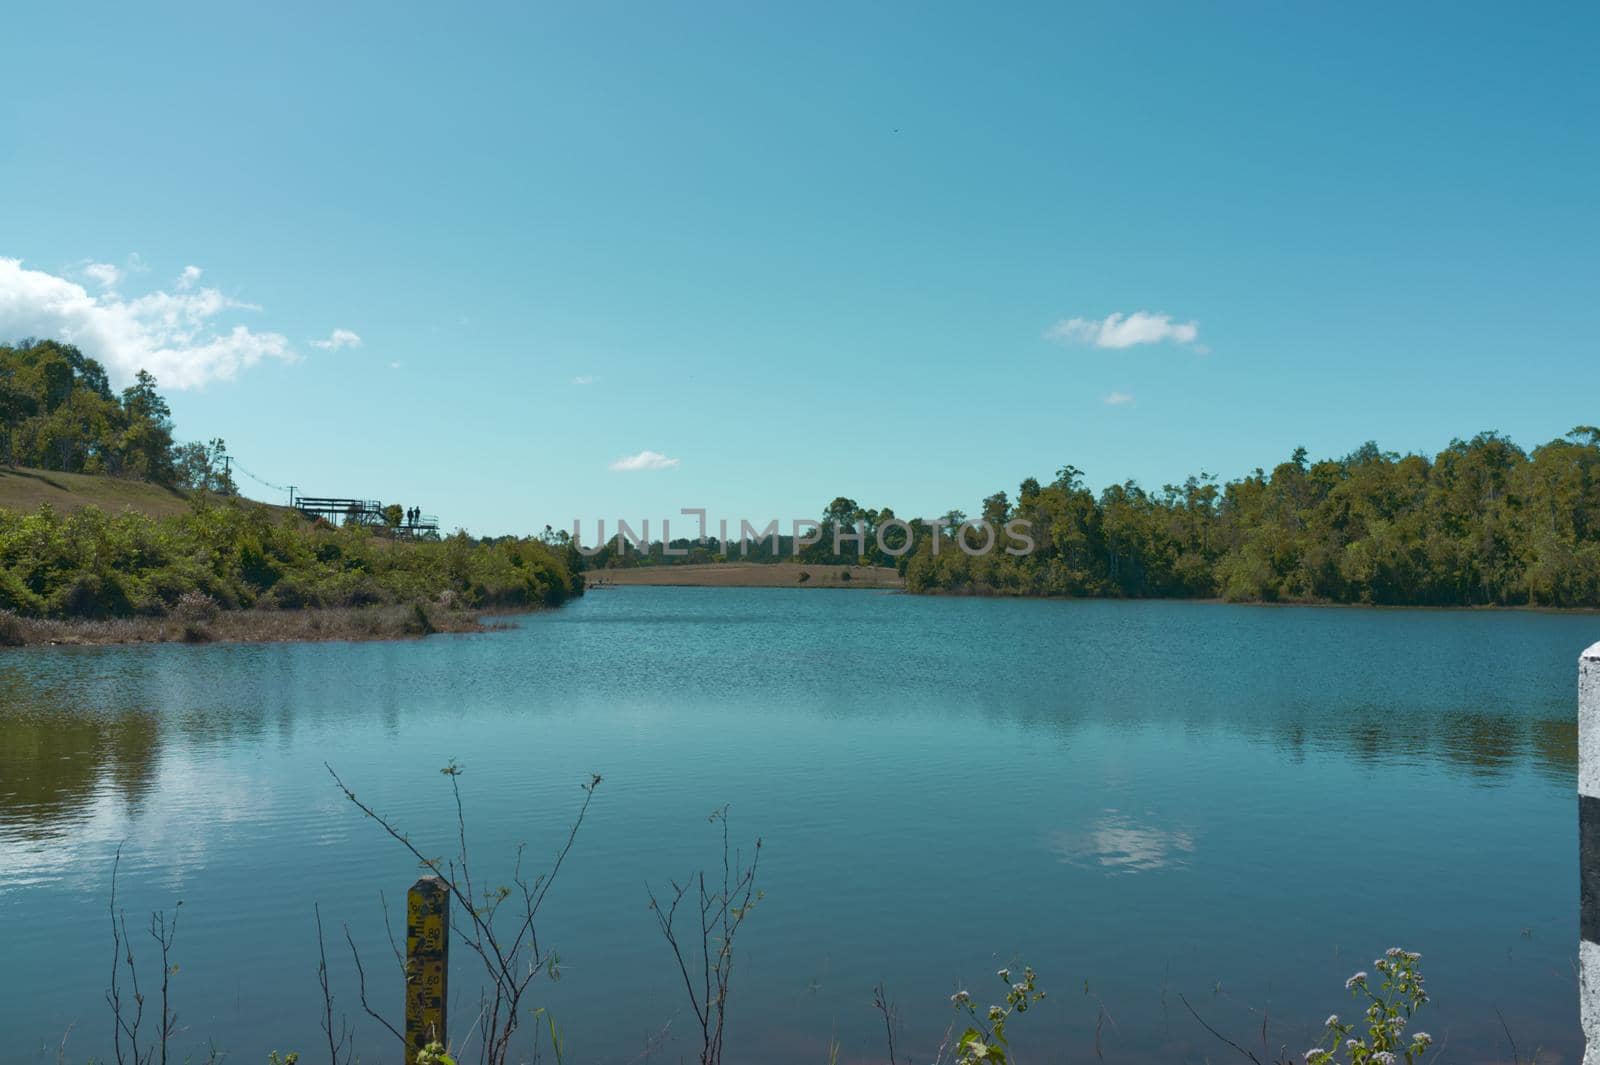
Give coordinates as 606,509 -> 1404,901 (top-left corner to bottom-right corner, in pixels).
291,496 -> 441,536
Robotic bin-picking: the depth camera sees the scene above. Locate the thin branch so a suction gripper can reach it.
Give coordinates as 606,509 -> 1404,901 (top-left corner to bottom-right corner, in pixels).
342,922 -> 406,1048
1181,992 -> 1267,1065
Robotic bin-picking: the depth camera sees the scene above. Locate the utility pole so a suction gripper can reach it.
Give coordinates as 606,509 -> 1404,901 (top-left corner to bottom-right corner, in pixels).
288,484 -> 298,507
222,455 -> 232,494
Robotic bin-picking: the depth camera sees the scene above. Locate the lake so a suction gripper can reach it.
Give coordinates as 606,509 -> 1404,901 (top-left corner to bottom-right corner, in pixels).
1,588 -> 1593,1064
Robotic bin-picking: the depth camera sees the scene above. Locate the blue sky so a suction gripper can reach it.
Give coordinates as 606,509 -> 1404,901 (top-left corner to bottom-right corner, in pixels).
2,2 -> 1595,535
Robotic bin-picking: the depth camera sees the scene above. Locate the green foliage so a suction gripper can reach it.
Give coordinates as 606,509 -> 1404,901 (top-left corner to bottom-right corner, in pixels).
0,338 -> 243,495
1304,949 -> 1431,1065
171,437 -> 236,494
416,1042 -> 457,1065
904,432 -> 1600,607
948,965 -> 1046,1065
0,340 -> 177,481
0,500 -> 581,620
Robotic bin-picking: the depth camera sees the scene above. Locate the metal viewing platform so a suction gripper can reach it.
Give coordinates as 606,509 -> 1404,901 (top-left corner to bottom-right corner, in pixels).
293,495 -> 440,538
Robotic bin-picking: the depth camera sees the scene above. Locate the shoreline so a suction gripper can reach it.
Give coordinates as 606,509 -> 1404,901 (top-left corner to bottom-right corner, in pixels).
0,602 -> 536,649
589,562 -> 905,589
8,580 -> 1596,650
908,585 -> 1600,615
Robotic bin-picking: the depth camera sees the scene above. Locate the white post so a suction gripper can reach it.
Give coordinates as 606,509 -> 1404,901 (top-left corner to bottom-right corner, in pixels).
1581,641 -> 1600,1065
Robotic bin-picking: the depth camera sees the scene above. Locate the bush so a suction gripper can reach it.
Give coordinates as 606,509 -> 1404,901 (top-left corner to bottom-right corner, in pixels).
0,609 -> 24,647
0,501 -> 580,621
0,568 -> 43,615
174,591 -> 220,622
50,571 -> 135,619
268,578 -> 323,610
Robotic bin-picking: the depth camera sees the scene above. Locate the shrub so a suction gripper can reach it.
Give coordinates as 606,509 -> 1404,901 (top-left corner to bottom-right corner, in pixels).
0,609 -> 24,647
50,571 -> 135,619
268,578 -> 323,610
174,591 -> 220,623
0,568 -> 43,615
0,499 -> 580,624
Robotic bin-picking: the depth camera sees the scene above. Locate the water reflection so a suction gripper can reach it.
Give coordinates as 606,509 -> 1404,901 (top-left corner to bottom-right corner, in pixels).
0,656 -> 1580,841
0,671 -> 159,840
1048,811 -> 1197,873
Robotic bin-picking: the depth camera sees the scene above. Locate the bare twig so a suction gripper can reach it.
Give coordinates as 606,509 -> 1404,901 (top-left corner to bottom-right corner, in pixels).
315,904 -> 353,1065
329,761 -> 602,1065
105,846 -> 182,1065
1495,1006 -> 1521,1065
1181,992 -> 1267,1065
149,903 -> 182,1065
645,806 -> 763,1065
342,921 -> 407,1048
873,981 -> 899,1065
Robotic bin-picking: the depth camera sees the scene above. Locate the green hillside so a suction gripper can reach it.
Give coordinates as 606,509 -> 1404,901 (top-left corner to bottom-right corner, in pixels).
0,466 -> 281,519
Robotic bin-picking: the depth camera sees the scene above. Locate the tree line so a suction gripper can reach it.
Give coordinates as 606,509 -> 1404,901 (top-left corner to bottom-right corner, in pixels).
0,338 -> 235,492
582,431 -> 1600,608
904,431 -> 1600,607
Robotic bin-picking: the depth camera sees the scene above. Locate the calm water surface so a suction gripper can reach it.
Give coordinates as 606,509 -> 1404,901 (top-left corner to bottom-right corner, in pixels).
0,589 -> 1593,1063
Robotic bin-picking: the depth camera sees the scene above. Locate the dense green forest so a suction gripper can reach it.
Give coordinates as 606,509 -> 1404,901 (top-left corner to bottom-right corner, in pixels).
585,432 -> 1600,608
898,432 -> 1600,606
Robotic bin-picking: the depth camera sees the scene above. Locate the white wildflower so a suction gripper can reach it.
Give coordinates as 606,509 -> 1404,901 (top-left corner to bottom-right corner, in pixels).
1345,971 -> 1368,990
1303,1049 -> 1325,1063
1412,1033 -> 1433,1047
1324,1015 -> 1340,1028
951,990 -> 971,1005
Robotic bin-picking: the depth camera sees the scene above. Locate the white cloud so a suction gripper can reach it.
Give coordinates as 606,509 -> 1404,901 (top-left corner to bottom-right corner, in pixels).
0,257 -> 296,389
176,265 -> 202,290
82,262 -> 122,289
609,449 -> 680,472
1102,391 -> 1136,406
310,328 -> 362,350
572,375 -> 596,386
1046,311 -> 1200,350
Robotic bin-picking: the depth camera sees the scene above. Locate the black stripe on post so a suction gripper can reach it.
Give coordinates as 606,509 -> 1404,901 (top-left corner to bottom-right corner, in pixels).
1582,794 -> 1600,944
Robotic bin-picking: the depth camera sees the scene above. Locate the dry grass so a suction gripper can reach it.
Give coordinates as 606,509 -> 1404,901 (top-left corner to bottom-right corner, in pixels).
0,602 -> 508,648
590,562 -> 905,589
0,466 -> 291,519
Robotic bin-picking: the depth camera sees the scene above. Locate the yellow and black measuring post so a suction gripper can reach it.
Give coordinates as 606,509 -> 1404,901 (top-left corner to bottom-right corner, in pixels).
405,875 -> 449,1061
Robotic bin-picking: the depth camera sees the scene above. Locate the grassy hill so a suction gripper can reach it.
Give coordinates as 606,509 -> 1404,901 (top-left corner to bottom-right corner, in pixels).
0,466 -> 282,518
